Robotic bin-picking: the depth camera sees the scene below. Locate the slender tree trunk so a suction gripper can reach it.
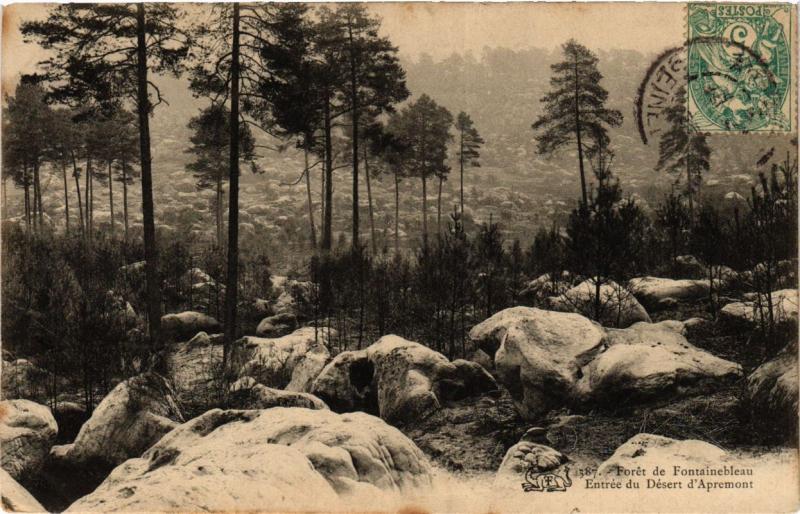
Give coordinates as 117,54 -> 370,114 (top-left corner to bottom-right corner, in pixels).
686,162 -> 694,221
62,161 -> 70,234
364,146 -> 376,254
2,176 -> 8,221
223,2 -> 242,370
322,96 -> 333,251
437,174 -> 443,238
136,3 -> 163,353
33,162 -> 43,229
422,173 -> 428,250
216,172 -> 223,247
573,55 -> 588,206
122,158 -> 129,243
23,171 -> 31,230
304,145 -> 317,248
107,161 -> 115,238
72,155 -> 84,237
85,157 -> 91,238
348,24 -> 359,252
459,131 -> 465,217
394,170 -> 400,257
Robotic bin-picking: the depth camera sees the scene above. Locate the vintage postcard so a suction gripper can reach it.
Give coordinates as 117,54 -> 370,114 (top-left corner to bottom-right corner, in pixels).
0,2 -> 798,513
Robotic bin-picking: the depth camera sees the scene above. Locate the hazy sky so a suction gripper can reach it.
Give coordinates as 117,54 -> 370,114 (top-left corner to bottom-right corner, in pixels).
2,2 -> 685,90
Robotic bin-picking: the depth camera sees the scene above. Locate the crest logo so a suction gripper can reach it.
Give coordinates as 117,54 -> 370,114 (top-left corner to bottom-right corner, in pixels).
522,465 -> 572,492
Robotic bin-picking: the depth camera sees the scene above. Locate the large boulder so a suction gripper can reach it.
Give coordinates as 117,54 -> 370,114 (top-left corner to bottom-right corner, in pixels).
596,433 -> 726,477
746,344 -> 799,440
719,289 -> 799,328
166,332 -> 225,413
472,307 -> 605,420
0,469 -> 45,512
161,311 -> 221,341
255,312 -> 299,337
547,279 -> 651,328
496,441 -> 567,477
577,321 -> 743,404
67,408 -> 432,511
674,255 -> 707,279
228,378 -> 328,410
1,359 -> 48,402
52,373 -> 184,470
311,335 -> 497,424
629,276 -> 710,310
0,400 -> 57,482
518,271 -> 575,304
230,327 -> 333,392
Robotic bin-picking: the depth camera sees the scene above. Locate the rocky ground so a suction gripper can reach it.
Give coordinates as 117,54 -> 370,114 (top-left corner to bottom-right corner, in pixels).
1,264 -> 798,512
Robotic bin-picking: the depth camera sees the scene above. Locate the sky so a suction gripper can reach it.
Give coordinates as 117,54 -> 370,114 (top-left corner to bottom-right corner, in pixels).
2,2 -> 686,92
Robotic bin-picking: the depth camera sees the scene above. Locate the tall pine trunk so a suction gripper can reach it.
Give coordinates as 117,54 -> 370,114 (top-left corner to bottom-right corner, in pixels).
85,157 -> 91,238
394,170 -> 400,257
437,174 -> 443,238
364,146 -> 376,254
107,161 -> 115,238
2,176 -> 8,221
136,3 -> 163,353
62,161 -> 70,233
459,131 -> 465,216
23,166 -> 31,230
573,54 -> 588,206
33,162 -> 43,230
72,154 -> 84,237
304,145 -> 317,248
223,2 -> 241,369
421,173 -> 428,250
216,172 -> 223,247
348,23 -> 359,252
322,96 -> 333,251
122,158 -> 129,243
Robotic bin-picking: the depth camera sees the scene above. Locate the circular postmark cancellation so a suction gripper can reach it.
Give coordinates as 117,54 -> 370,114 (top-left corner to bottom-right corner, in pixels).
636,3 -> 794,143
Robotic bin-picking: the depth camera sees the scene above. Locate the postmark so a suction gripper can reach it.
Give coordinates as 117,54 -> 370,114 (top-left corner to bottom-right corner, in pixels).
686,3 -> 793,133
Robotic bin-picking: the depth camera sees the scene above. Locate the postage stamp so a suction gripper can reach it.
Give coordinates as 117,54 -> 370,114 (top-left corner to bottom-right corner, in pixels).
687,3 -> 793,133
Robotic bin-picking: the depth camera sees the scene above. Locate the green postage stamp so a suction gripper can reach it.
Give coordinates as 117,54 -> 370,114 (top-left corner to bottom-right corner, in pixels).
687,3 -> 794,133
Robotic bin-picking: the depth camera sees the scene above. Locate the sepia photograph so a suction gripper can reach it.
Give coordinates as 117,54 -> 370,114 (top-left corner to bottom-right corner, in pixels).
0,2 -> 798,512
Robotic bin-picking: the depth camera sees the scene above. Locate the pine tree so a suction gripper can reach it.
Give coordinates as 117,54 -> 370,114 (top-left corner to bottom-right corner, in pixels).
387,94 -> 453,250
455,112 -> 484,217
656,87 -> 711,220
532,40 -> 622,205
23,3 -> 190,354
185,104 -> 257,247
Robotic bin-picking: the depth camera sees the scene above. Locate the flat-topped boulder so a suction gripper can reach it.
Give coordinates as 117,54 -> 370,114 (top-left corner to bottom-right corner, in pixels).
720,289 -> 798,328
547,279 -> 651,328
66,407 -> 432,512
597,433 -> 726,477
230,327 -> 333,392
228,378 -> 328,410
0,400 -> 57,482
577,321 -> 743,403
52,373 -> 184,470
161,311 -> 221,341
471,307 -> 605,419
629,276 -> 710,310
311,335 -> 497,424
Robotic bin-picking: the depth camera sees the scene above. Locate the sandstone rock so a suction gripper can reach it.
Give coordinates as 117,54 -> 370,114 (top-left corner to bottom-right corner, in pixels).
231,327 -> 332,392
547,279 -> 651,328
66,408 -> 432,511
518,271 -> 575,304
674,255 -> 706,279
311,335 -> 497,424
597,433 -> 726,477
54,373 -> 184,469
255,312 -> 298,337
161,311 -> 221,341
0,469 -> 45,512
496,441 -> 567,476
228,381 -> 328,410
746,344 -> 799,439
629,276 -> 710,310
1,359 -> 47,402
719,289 -> 798,328
0,400 -> 57,481
468,349 -> 494,371
577,322 -> 742,403
166,332 -> 224,411
474,307 -> 605,420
